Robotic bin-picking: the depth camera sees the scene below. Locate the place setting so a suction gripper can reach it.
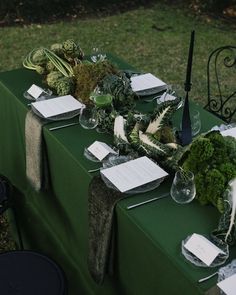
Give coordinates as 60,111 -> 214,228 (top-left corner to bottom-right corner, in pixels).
24,83 -> 84,120
84,140 -> 168,195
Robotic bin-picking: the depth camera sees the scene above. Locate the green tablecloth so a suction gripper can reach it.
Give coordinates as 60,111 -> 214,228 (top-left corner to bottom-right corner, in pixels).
0,55 -> 235,295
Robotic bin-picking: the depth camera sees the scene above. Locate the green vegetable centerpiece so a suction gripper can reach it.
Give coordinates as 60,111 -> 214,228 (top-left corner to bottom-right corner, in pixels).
23,39 -> 137,133
23,39 -> 236,246
23,40 -> 82,96
180,130 -> 236,213
23,39 -> 136,108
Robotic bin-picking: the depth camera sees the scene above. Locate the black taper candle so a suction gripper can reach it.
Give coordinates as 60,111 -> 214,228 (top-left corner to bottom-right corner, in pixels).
185,30 -> 195,92
181,30 -> 195,145
181,92 -> 192,145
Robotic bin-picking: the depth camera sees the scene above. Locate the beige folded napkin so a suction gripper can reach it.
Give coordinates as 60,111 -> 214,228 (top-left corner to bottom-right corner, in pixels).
25,110 -> 49,191
88,175 -> 125,284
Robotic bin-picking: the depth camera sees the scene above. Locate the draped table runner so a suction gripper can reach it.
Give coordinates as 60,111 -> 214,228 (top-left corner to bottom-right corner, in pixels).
88,175 -> 125,284
25,110 -> 49,191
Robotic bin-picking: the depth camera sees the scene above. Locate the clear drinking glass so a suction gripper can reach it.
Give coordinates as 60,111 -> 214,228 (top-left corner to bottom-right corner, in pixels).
79,106 -> 98,129
179,109 -> 201,137
170,170 -> 196,204
90,47 -> 106,63
190,109 -> 201,136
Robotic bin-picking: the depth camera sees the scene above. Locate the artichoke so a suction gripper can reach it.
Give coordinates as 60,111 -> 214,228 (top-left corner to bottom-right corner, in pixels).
62,39 -> 84,61
62,39 -> 77,54
32,48 -> 47,65
46,71 -> 64,89
50,43 -> 64,57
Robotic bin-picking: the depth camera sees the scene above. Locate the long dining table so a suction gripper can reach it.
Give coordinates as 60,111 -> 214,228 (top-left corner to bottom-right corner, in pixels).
0,54 -> 235,295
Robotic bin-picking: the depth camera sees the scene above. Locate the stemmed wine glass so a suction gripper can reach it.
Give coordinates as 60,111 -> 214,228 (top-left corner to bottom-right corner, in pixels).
179,109 -> 201,137
90,91 -> 113,133
90,48 -> 106,63
190,109 -> 201,136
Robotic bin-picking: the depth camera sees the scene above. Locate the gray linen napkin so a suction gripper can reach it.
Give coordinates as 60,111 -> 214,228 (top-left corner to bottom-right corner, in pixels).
88,175 -> 125,284
25,110 -> 49,191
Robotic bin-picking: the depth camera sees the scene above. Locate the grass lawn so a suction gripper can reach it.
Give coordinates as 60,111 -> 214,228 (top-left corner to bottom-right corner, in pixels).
0,2 -> 235,106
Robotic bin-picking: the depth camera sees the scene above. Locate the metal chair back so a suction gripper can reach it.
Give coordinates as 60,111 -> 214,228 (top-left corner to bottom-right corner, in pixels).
204,45 -> 236,123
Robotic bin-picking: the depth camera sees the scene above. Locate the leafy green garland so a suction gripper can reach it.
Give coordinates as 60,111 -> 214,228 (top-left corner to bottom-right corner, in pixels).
112,99 -> 183,173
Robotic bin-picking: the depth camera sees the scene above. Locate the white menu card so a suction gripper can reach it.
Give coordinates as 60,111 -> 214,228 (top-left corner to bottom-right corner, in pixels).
87,141 -> 118,161
31,95 -> 83,118
130,73 -> 167,93
100,156 -> 168,193
27,84 -> 44,99
217,273 -> 236,295
184,233 -> 225,266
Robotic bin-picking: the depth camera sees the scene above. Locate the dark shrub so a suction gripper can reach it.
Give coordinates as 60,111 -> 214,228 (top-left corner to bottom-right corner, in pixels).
191,0 -> 236,14
0,0 -> 154,25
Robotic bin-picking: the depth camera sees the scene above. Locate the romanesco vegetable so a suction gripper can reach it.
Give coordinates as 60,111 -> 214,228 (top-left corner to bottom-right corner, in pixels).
55,77 -> 75,96
205,131 -> 228,165
181,131 -> 236,212
190,137 -> 214,161
46,71 -> 64,89
224,136 -> 236,162
205,169 -> 226,209
219,163 -> 236,183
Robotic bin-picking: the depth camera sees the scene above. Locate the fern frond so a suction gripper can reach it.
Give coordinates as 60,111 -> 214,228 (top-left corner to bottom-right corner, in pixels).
129,122 -> 141,148
139,131 -> 172,157
114,115 -> 129,144
145,100 -> 179,134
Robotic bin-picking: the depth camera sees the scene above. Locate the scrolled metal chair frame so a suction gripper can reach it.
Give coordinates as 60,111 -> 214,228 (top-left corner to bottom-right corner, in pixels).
204,45 -> 236,123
